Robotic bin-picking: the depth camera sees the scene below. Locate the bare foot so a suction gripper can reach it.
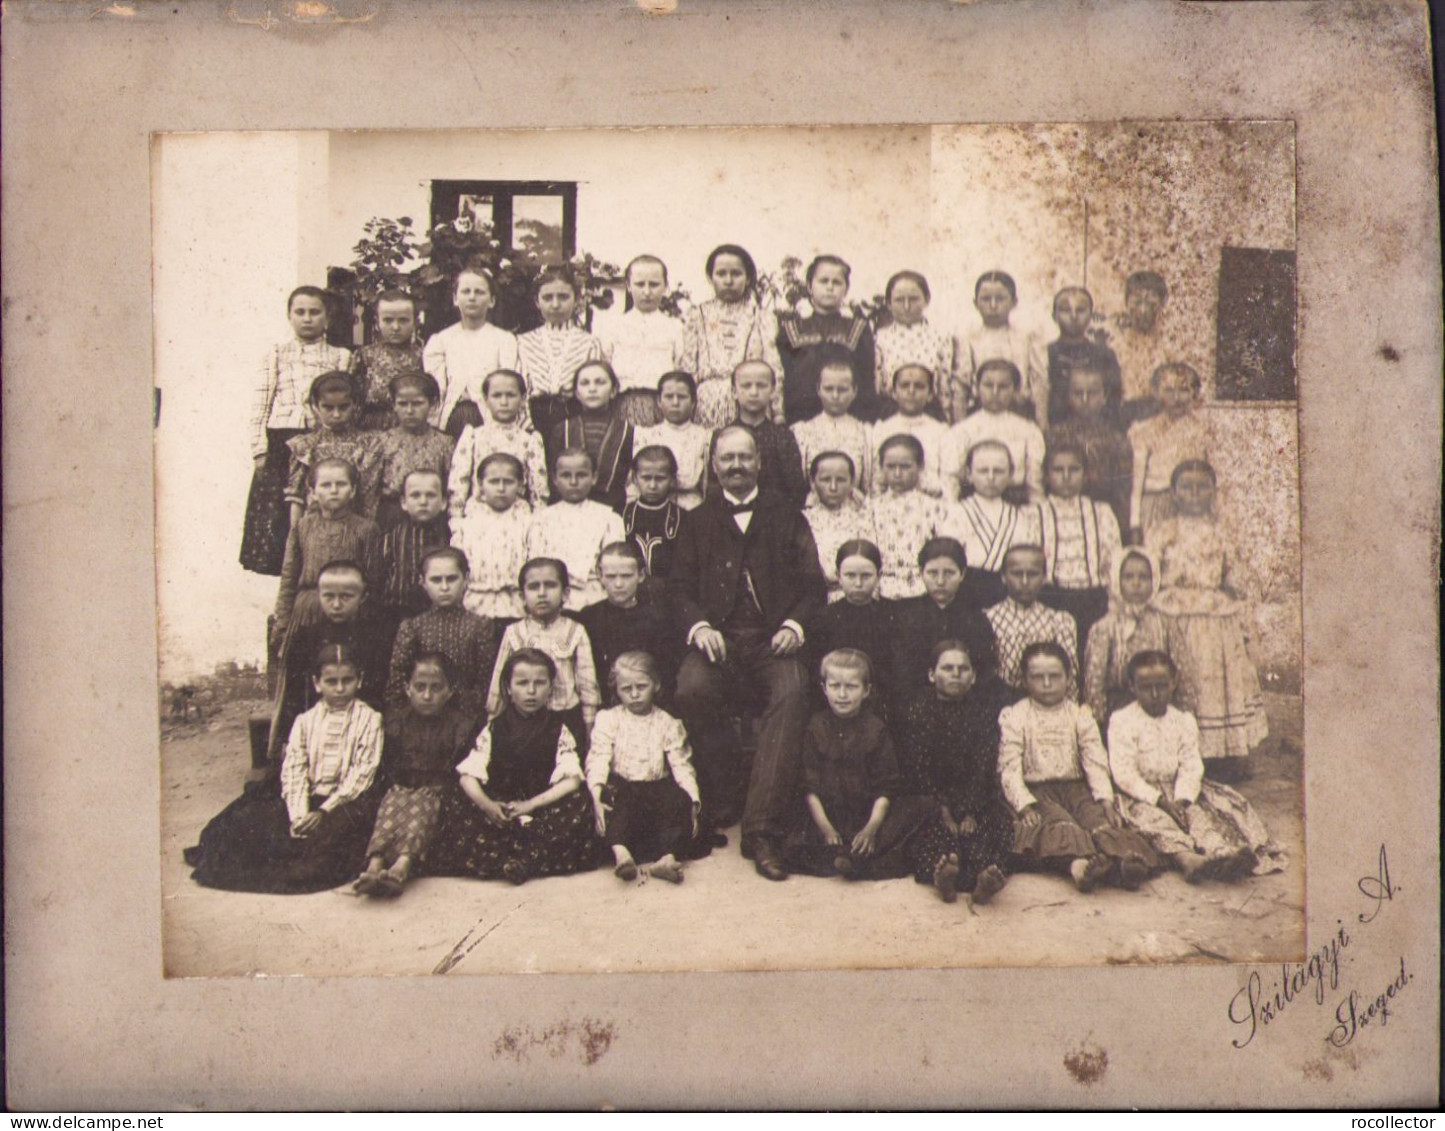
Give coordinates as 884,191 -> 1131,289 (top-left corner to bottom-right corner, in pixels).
933,853 -> 961,903
972,864 -> 1008,905
649,860 -> 684,884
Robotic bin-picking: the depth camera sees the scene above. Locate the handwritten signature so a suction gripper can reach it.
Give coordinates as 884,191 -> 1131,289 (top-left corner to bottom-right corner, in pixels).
1228,844 -> 1410,1050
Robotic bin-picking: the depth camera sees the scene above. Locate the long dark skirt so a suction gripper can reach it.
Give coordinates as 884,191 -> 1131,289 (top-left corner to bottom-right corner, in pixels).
963,568 -> 1007,610
429,787 -> 600,881
786,793 -> 942,879
1040,584 -> 1110,661
240,428 -> 303,576
185,782 -> 380,894
444,399 -> 484,441
529,394 -> 572,443
1010,779 -> 1159,868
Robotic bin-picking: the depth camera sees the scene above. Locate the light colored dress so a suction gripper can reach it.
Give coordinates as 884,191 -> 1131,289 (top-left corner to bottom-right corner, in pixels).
486,615 -> 601,728
524,500 -> 627,611
1037,495 -> 1122,591
986,597 -> 1079,694
423,322 -> 521,429
940,495 -> 1042,574
1128,411 -> 1212,536
1107,701 -> 1286,874
869,413 -> 949,498
1082,548 -> 1171,727
448,421 -> 550,518
957,323 -> 1048,426
869,490 -> 949,600
803,495 -> 878,603
451,499 -> 533,620
516,324 -> 602,399
682,297 -> 782,427
633,420 -> 714,510
941,410 -> 1047,503
597,307 -> 685,424
873,319 -> 954,404
792,413 -> 874,496
1146,515 -> 1268,760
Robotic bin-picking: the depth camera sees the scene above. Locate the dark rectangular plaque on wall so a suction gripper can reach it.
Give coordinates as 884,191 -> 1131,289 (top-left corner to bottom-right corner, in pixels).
1215,247 -> 1297,401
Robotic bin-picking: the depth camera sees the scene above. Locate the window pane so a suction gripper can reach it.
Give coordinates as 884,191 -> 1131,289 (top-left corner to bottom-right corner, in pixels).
457,193 -> 493,232
512,194 -> 564,264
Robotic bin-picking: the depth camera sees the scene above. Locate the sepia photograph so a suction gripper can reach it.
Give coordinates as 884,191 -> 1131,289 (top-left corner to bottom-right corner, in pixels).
156,122 -> 1304,977
4,0 -> 1437,1111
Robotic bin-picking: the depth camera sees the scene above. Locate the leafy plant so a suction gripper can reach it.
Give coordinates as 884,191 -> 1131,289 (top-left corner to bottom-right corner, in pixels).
344,215 -> 692,340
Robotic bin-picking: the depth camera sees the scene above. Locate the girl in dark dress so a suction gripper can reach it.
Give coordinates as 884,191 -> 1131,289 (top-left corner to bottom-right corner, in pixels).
354,653 -> 481,898
429,648 -> 598,884
889,536 -> 1000,708
814,538 -> 895,716
186,644 -> 384,893
578,541 -> 680,707
786,649 -> 959,901
896,638 -> 1017,907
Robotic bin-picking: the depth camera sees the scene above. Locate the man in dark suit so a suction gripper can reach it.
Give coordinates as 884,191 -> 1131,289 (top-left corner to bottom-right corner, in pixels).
669,425 -> 826,881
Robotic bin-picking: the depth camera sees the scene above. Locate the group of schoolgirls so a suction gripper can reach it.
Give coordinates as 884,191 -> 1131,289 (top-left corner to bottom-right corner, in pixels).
188,244 -> 1282,907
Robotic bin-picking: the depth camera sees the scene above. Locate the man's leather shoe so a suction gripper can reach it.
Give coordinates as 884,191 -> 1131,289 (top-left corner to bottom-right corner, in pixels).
753,842 -> 789,881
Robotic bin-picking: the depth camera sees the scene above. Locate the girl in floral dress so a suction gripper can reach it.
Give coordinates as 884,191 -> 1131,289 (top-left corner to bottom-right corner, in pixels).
869,434 -> 949,600
802,452 -> 876,603
872,270 -> 953,420
633,371 -> 713,509
682,243 -> 781,428
1146,460 -> 1268,777
450,453 -> 533,622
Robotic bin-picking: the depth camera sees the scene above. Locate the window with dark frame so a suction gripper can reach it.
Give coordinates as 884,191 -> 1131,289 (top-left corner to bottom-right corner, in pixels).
430,179 -> 578,265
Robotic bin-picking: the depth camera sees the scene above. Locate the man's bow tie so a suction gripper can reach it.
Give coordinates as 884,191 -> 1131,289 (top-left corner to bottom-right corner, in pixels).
726,500 -> 756,516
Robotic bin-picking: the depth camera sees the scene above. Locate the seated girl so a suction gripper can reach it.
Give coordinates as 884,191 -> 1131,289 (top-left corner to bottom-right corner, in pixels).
998,643 -> 1158,892
354,653 -> 482,898
896,639 -> 1016,906
186,644 -> 384,894
1107,651 -> 1286,882
429,648 -> 599,884
586,652 -> 703,884
785,649 -> 957,900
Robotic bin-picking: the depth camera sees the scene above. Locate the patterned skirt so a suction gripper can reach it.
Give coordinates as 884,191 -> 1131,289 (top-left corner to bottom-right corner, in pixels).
428,786 -> 600,881
366,783 -> 446,864
1121,780 -> 1287,874
240,428 -> 303,576
1167,612 -> 1269,760
617,388 -> 661,427
694,377 -> 735,430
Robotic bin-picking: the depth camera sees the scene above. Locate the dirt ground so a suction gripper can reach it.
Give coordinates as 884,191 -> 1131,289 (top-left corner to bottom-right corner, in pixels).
161,695 -> 1304,978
